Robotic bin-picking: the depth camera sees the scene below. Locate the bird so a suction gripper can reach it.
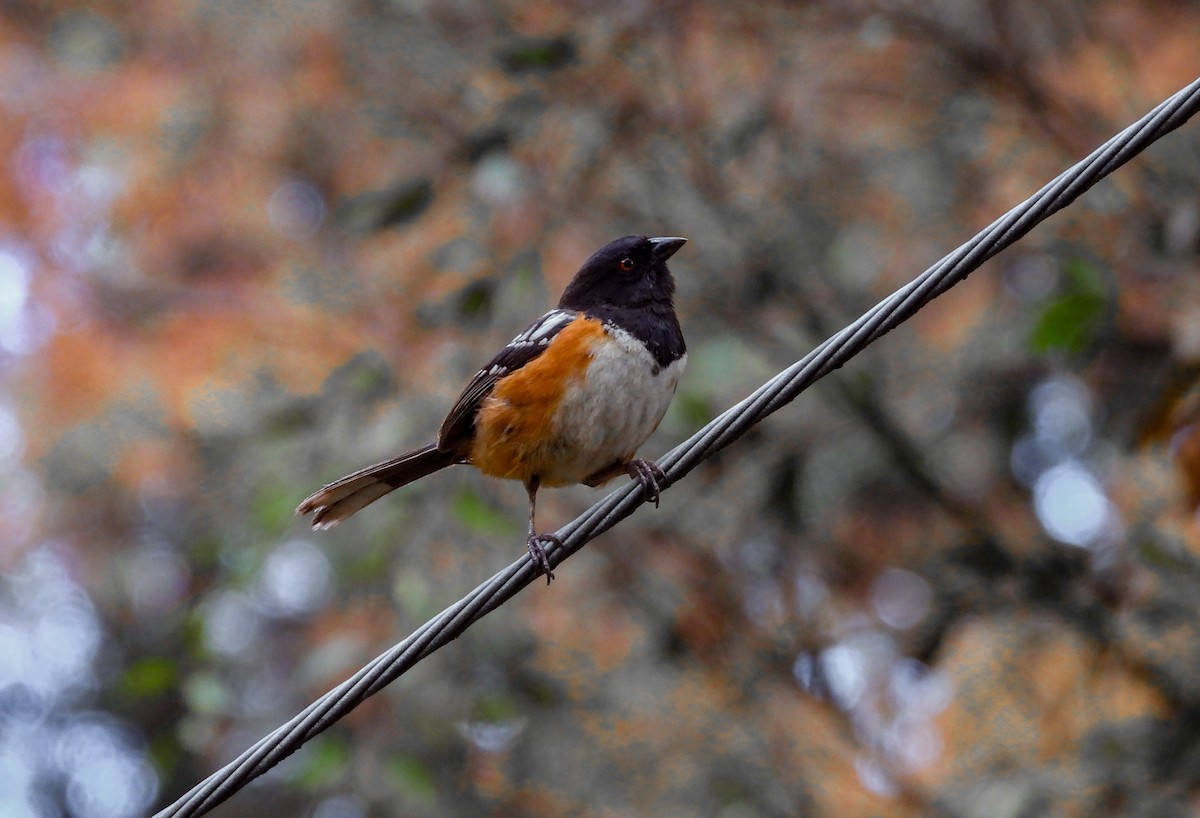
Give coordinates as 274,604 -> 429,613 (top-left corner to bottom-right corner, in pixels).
297,235 -> 688,582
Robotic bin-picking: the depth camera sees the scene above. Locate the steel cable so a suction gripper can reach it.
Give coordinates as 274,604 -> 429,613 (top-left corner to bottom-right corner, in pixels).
154,75 -> 1200,818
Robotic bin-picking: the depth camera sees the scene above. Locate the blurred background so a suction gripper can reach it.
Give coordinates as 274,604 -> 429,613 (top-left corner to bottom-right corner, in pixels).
4,1 -> 1200,816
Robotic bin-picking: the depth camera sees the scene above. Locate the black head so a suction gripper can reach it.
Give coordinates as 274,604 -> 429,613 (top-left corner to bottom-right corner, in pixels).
558,235 -> 686,312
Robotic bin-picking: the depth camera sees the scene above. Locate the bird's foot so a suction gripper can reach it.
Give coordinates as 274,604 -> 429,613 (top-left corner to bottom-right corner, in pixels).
527,532 -> 562,584
626,459 -> 667,508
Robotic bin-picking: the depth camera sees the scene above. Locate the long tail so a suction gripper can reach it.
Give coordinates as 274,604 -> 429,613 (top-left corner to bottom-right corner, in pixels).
296,443 -> 458,529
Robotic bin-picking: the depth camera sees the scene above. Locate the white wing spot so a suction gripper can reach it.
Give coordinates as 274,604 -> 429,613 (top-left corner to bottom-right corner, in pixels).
524,310 -> 573,342
506,310 -> 575,350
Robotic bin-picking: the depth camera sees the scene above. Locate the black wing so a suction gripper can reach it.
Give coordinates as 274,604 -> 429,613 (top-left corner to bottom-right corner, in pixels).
437,309 -> 577,452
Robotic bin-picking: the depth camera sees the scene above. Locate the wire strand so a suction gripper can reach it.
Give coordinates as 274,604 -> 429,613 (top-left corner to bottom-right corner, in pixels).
153,75 -> 1200,818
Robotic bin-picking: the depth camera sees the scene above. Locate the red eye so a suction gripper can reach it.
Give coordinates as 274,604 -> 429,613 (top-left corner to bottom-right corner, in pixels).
619,257 -> 634,271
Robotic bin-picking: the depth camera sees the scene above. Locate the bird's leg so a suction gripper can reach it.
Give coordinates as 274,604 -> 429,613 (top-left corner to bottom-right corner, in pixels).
525,476 -> 560,584
624,459 -> 667,507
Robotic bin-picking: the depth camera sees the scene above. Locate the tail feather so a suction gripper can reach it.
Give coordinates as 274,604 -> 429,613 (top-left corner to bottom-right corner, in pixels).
297,443 -> 458,529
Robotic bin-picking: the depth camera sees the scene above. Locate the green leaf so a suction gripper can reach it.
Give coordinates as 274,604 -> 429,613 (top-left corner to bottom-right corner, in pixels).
387,755 -> 437,803
181,610 -> 209,659
347,546 -> 391,585
294,735 -> 349,789
335,179 -> 433,234
1029,259 -> 1107,354
452,487 -> 519,536
120,656 -> 179,699
1136,537 -> 1200,577
471,694 -> 518,723
182,672 -> 229,716
393,567 -> 433,619
673,391 -> 715,428
147,730 -> 184,780
253,483 -> 296,536
498,35 -> 576,73
456,278 -> 496,323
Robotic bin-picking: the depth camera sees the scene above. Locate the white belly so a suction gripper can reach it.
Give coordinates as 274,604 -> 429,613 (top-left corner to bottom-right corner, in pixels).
543,326 -> 685,485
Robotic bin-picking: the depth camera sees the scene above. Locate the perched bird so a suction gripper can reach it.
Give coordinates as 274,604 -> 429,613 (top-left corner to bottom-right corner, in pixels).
297,235 -> 688,582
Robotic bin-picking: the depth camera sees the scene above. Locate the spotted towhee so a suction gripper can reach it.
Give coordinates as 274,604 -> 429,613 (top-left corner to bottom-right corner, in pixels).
297,235 -> 688,582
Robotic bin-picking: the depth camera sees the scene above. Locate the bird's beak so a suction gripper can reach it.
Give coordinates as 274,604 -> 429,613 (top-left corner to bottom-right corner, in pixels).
649,236 -> 687,261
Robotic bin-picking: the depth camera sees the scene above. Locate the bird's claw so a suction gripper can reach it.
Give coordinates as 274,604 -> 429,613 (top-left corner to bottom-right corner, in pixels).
626,459 -> 666,507
527,533 -> 562,584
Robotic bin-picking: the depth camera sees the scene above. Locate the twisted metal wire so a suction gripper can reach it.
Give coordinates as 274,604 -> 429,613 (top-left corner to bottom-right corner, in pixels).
154,75 -> 1200,818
